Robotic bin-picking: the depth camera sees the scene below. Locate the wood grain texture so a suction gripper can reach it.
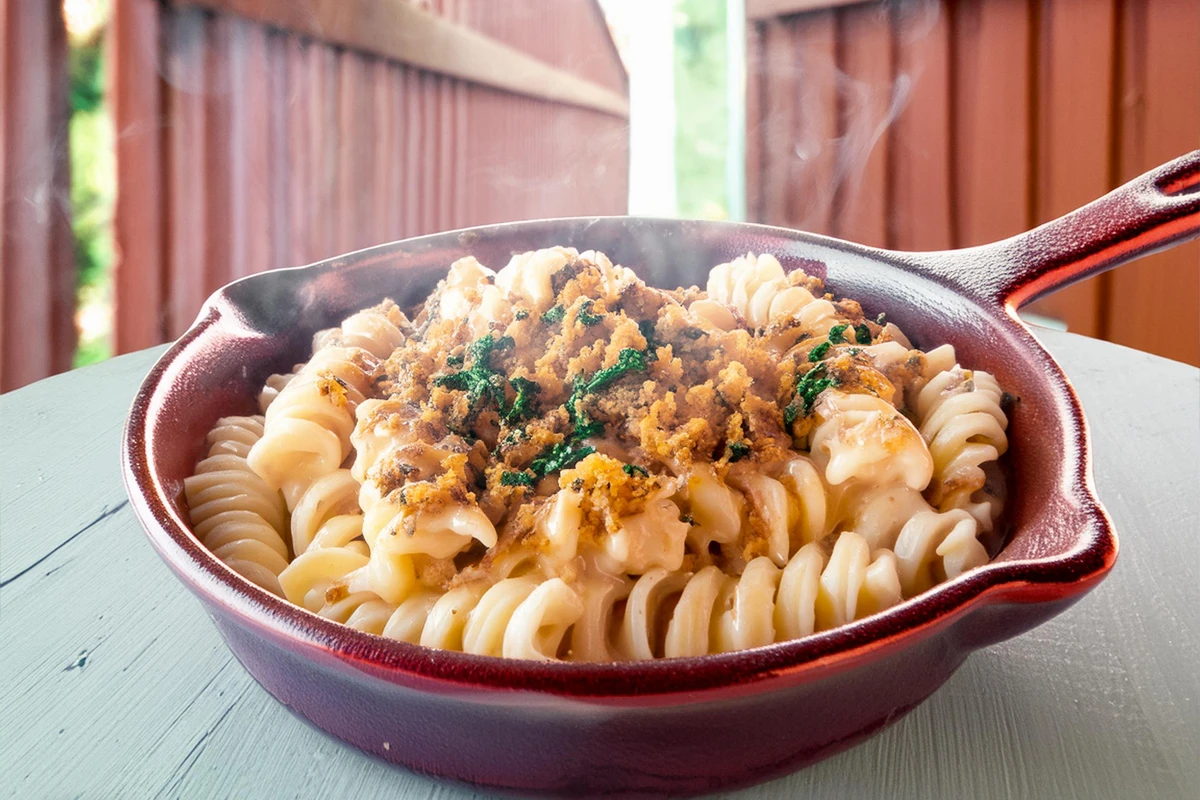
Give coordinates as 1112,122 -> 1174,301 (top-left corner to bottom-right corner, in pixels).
174,0 -> 630,117
1107,0 -> 1200,366
1024,0 -> 1116,337
744,22 -> 765,223
747,0 -> 872,20
0,0 -> 75,391
788,11 -> 839,234
109,0 -> 630,357
889,0 -> 953,251
111,0 -> 167,354
757,18 -> 796,227
952,0 -> 1033,247
833,2 -> 892,246
1,332 -> 1197,798
164,7 -> 211,340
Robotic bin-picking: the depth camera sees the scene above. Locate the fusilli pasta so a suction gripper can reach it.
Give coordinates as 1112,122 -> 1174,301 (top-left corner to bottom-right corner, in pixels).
187,246 -> 1011,661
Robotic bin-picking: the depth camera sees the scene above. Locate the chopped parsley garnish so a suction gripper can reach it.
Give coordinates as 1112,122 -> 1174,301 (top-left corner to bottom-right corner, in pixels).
434,334 -> 525,429
530,439 -> 596,477
679,514 -> 697,526
586,348 -> 648,394
808,341 -> 832,362
623,463 -> 650,478
500,470 -> 536,487
501,376 -> 541,425
541,305 -> 565,324
855,323 -> 872,345
446,353 -> 464,367
783,363 -> 839,426
576,300 -> 604,327
726,442 -> 752,462
515,308 -> 530,320
524,343 -> 653,481
827,323 -> 849,344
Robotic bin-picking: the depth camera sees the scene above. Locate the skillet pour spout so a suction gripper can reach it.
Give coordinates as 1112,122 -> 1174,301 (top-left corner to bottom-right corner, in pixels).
122,151 -> 1199,797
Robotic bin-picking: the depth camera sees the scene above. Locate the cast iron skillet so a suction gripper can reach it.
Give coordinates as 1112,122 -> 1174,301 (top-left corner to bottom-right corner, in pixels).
123,151 -> 1200,797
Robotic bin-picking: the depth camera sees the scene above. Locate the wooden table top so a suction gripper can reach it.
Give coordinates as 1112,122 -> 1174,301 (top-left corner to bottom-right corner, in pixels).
2,329 -> 1197,799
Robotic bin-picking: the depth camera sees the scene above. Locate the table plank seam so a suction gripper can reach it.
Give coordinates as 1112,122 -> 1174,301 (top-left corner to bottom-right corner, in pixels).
0,500 -> 129,588
154,681 -> 256,800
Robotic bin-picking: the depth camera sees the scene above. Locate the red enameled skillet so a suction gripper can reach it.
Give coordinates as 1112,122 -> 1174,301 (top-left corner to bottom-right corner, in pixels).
123,151 -> 1200,797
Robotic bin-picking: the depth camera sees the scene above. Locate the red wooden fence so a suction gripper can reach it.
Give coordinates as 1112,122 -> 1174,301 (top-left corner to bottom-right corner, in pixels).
746,0 -> 1200,366
111,0 -> 630,352
1,0 -> 76,392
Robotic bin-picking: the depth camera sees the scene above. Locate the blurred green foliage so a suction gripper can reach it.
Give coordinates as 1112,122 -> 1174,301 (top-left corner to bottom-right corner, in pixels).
68,28 -> 115,367
673,0 -> 728,220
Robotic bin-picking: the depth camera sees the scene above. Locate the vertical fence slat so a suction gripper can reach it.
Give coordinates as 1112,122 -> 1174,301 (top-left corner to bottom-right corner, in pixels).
319,46 -> 339,259
1024,0 -> 1115,336
438,73 -> 455,231
369,58 -> 390,245
833,3 -> 892,246
744,22 -> 765,223
286,37 -> 309,267
241,19 -> 272,276
403,67 -> 421,238
207,13 -> 236,286
1108,0 -> 1200,366
420,71 -> 438,236
111,0 -> 164,355
1,0 -> 73,390
164,7 -> 209,340
266,31 -> 290,269
952,0 -> 1033,247
788,11 -> 838,235
336,50 -> 361,254
758,19 -> 794,227
386,62 -> 405,240
889,0 -> 953,251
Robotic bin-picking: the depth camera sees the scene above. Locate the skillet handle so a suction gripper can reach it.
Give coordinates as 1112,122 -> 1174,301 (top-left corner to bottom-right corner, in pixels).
902,150 -> 1200,310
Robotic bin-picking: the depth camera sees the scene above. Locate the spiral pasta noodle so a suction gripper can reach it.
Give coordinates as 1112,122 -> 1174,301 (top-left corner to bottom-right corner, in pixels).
188,246 -> 1011,661
916,356 -> 1008,518
184,416 -> 290,596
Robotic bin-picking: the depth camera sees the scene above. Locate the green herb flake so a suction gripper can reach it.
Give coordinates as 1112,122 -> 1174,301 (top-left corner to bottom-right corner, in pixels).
680,514 -> 697,526
530,440 -> 596,477
622,463 -> 650,478
727,442 -> 752,462
500,470 -> 536,487
446,353 -> 465,367
827,324 -> 849,344
515,309 -> 530,320
681,327 -> 706,340
502,376 -> 541,425
808,341 -> 832,362
433,334 -> 515,428
576,300 -> 604,327
541,305 -> 565,325
587,348 -> 649,394
854,324 -> 872,345
783,363 -> 839,426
